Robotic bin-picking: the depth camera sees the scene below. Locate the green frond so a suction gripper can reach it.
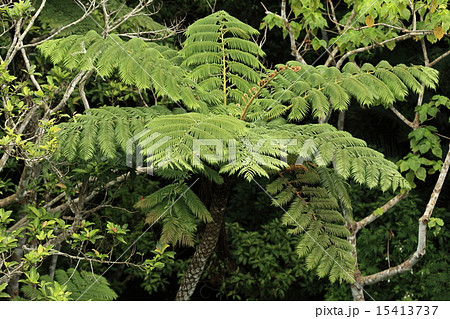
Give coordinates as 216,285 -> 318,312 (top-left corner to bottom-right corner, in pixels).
78,118 -> 98,160
323,82 -> 350,111
139,113 -> 247,171
374,68 -> 408,100
228,61 -> 261,83
290,80 -> 312,95
287,97 -> 310,121
23,268 -> 117,301
39,31 -> 209,110
224,37 -> 264,56
341,62 -> 360,74
189,64 -> 222,80
266,61 -> 438,121
392,65 -> 423,94
136,183 -> 212,247
185,24 -> 221,36
181,10 -> 265,106
183,31 -> 221,42
180,186 -> 213,223
339,77 -> 373,106
57,268 -> 118,301
266,176 -> 289,195
358,73 -> 396,105
270,164 -> 355,284
408,66 -> 439,90
55,106 -> 170,161
307,88 -> 330,118
182,52 -> 223,67
317,167 -> 353,219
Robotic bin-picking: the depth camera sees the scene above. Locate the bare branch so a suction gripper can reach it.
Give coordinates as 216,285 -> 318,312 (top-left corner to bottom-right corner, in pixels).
336,34 -> 412,68
106,0 -> 155,34
51,70 -> 87,113
43,191 -> 67,210
262,1 -> 307,64
5,0 -> 47,64
360,145 -> 450,286
428,49 -> 450,67
20,48 -> 43,93
48,171 -> 132,214
356,192 -> 409,233
389,105 -> 415,129
42,249 -> 145,269
325,10 -> 356,67
421,38 -> 429,66
79,69 -> 94,110
25,1 -> 100,48
0,194 -> 18,209
117,23 -> 183,42
409,0 -> 416,31
4,17 -> 23,64
413,84 -> 426,129
7,216 -> 29,233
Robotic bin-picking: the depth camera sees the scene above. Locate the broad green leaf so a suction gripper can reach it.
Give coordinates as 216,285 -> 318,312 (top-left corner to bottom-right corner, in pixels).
416,167 -> 426,181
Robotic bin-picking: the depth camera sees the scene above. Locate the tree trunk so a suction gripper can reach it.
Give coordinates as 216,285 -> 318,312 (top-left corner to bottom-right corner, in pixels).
338,111 -> 345,130
175,179 -> 232,301
351,284 -> 365,301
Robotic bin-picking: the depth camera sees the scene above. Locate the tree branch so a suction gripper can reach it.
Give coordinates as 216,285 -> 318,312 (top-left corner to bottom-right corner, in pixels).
42,249 -> 145,269
48,171 -> 132,214
360,144 -> 450,286
336,34 -> 412,69
0,194 -> 18,209
325,10 -> 356,67
356,192 -> 409,233
79,69 -> 94,110
0,105 -> 39,174
25,1 -> 99,48
389,105 -> 415,129
428,49 -> 450,67
4,0 -> 47,64
262,1 -> 307,64
51,70 -> 87,113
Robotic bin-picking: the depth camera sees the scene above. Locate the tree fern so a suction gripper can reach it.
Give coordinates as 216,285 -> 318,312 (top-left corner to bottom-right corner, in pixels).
57,108 -> 410,193
55,268 -> 117,301
267,164 -> 355,283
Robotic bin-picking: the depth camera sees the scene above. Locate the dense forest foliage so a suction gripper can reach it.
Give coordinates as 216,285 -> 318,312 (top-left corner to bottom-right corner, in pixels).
0,0 -> 449,301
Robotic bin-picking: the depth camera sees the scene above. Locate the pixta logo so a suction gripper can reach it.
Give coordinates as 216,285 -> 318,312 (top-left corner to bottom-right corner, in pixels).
126,130 -> 326,174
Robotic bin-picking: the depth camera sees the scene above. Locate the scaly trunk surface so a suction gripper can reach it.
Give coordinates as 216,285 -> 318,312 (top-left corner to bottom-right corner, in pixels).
175,180 -> 231,301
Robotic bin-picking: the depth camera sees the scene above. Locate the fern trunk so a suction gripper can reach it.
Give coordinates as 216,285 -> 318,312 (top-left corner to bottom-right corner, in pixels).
175,179 -> 231,301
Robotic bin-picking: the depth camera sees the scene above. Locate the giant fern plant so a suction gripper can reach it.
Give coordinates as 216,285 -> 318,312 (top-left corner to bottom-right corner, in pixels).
39,10 -> 440,299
